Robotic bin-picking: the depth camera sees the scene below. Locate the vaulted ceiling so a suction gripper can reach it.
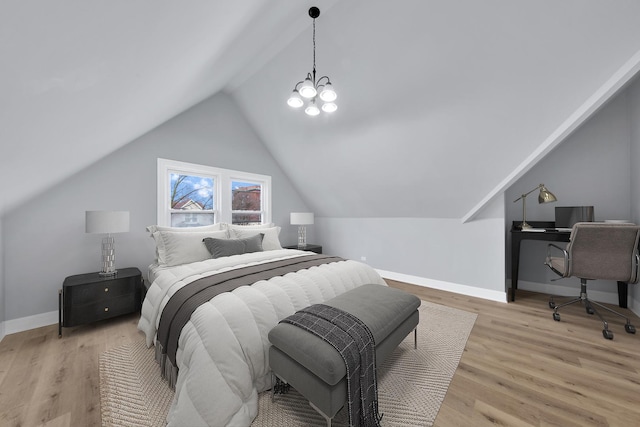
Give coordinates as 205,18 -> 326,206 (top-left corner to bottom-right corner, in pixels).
3,1 -> 640,218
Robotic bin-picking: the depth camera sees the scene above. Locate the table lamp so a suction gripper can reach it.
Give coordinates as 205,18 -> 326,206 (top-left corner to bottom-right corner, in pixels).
290,212 -> 314,249
86,210 -> 130,276
513,184 -> 557,230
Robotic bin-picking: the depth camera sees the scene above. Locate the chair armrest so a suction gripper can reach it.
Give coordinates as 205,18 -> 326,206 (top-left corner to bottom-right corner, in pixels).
631,251 -> 640,284
545,243 -> 569,277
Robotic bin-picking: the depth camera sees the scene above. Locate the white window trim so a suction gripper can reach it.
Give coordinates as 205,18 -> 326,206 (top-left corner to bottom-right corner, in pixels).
157,158 -> 272,226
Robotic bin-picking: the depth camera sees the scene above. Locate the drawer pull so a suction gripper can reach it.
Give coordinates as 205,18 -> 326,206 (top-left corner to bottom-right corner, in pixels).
104,287 -> 109,292
104,307 -> 109,312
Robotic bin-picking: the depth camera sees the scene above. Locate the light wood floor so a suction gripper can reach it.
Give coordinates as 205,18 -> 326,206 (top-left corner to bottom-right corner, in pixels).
1,282 -> 639,426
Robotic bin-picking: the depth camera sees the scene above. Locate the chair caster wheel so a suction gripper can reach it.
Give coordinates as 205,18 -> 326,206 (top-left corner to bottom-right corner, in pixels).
548,301 -> 556,309
602,329 -> 614,340
586,306 -> 595,315
625,324 -> 636,334
553,312 -> 560,321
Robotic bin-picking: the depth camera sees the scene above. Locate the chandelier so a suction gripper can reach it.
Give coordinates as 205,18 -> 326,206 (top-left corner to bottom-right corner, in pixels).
287,7 -> 337,116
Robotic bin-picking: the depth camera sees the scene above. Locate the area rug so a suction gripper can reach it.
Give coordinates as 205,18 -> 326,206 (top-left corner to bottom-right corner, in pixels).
100,300 -> 477,426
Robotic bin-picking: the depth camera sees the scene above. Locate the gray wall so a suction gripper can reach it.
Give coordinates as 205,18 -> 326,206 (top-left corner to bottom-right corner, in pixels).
2,92 -> 310,321
505,81 -> 636,304
316,195 -> 507,301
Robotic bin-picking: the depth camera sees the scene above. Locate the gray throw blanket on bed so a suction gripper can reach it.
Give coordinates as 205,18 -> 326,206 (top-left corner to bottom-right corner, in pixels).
281,304 -> 382,427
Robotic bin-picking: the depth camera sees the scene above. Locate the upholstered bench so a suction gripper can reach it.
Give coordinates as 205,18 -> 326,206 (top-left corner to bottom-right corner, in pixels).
268,284 -> 421,426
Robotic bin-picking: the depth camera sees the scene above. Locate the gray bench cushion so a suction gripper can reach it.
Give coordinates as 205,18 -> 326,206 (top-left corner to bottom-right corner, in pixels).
268,284 -> 420,385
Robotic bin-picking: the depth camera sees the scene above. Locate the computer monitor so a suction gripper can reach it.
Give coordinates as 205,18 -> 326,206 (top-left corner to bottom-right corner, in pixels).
555,206 -> 594,229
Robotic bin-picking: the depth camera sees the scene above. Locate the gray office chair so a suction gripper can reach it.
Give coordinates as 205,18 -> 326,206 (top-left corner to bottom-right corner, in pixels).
545,222 -> 640,339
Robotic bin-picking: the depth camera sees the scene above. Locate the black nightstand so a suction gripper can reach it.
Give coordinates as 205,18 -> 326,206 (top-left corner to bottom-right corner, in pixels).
283,244 -> 322,254
59,267 -> 143,337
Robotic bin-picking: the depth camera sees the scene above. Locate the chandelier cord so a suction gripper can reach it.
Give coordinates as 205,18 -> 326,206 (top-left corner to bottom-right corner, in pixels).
312,17 -> 316,85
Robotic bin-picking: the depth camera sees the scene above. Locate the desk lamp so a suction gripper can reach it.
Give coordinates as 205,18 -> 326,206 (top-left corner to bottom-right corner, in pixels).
86,210 -> 130,276
290,212 -> 314,249
513,184 -> 557,230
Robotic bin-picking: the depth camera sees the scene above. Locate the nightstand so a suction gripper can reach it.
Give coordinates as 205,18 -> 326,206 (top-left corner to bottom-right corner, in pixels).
283,244 -> 322,254
59,267 -> 142,337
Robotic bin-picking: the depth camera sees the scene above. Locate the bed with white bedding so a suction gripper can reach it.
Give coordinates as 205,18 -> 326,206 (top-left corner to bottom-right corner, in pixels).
137,224 -> 386,426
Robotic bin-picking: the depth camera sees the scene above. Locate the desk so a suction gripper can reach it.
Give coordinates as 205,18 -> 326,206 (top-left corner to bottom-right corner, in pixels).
510,221 -> 628,307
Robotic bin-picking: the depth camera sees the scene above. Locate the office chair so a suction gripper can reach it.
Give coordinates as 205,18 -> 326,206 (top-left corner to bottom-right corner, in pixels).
545,222 -> 640,340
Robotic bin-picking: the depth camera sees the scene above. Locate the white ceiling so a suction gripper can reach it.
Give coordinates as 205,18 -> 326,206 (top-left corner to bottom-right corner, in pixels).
3,1 -> 640,218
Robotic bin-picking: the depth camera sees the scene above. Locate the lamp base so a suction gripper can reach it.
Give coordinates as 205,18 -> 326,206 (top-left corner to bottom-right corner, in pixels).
297,225 -> 307,249
100,236 -> 117,277
519,221 -> 532,230
98,270 -> 118,277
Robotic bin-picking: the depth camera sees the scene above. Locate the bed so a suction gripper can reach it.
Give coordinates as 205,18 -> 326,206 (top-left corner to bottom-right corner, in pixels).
137,223 -> 386,426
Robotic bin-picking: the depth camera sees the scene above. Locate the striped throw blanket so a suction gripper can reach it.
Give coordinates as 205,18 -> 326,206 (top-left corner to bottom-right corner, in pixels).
281,304 -> 382,427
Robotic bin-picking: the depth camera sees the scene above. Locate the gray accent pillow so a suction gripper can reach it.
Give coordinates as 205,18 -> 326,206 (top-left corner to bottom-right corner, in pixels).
203,234 -> 264,258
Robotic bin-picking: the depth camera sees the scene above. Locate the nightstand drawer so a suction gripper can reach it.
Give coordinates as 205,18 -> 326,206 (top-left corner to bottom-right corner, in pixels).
64,295 -> 138,327
66,280 -> 134,305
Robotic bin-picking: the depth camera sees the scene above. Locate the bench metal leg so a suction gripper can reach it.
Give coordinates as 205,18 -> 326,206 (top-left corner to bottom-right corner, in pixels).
309,401 -> 332,427
414,327 -> 417,349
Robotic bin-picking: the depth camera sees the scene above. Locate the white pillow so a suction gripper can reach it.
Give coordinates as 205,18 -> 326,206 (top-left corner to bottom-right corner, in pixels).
152,229 -> 229,266
146,223 -> 223,234
231,226 -> 282,251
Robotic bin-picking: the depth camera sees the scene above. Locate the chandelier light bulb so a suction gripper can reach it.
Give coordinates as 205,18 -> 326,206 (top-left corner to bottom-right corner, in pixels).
299,78 -> 317,98
321,102 -> 337,113
287,90 -> 304,108
319,83 -> 337,102
305,101 -> 320,116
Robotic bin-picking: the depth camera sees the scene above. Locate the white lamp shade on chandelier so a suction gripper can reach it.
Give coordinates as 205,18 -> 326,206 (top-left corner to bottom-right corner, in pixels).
86,210 -> 130,276
287,7 -> 337,116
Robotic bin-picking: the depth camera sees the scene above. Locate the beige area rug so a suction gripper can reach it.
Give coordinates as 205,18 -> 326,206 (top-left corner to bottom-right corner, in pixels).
100,301 -> 477,426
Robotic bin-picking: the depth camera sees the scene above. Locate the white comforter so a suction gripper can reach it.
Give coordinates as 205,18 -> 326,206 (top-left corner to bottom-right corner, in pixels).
137,249 -> 386,426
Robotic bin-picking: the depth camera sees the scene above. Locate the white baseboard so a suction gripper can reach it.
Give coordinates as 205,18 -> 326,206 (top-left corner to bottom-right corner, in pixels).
3,310 -> 57,337
514,279 -> 621,303
377,269 -> 507,303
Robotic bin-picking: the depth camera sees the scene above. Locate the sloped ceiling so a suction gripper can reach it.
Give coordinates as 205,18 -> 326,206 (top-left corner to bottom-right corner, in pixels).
3,1 -> 640,219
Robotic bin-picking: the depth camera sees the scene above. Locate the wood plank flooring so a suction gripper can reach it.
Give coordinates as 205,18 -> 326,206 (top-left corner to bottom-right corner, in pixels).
387,281 -> 640,427
1,282 -> 639,426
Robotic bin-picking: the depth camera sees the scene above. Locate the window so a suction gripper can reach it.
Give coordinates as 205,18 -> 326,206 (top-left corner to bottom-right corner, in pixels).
168,173 -> 216,227
231,180 -> 264,225
157,158 -> 271,227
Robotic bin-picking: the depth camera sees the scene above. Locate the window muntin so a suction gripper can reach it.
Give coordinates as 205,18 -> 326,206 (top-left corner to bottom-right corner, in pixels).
157,158 -> 271,227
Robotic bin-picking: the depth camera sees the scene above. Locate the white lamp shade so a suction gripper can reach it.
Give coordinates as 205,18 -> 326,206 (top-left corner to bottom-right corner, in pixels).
321,102 -> 337,113
86,211 -> 130,234
305,103 -> 320,116
290,212 -> 314,225
319,83 -> 337,102
299,78 -> 317,98
287,90 -> 304,108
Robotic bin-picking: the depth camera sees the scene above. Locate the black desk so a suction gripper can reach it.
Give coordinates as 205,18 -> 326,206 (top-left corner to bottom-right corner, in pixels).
510,221 -> 628,307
